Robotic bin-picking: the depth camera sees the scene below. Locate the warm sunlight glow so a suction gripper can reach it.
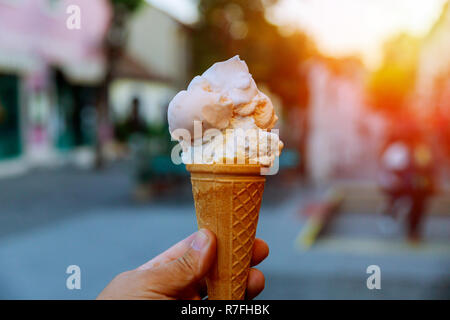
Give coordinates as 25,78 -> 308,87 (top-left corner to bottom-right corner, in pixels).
266,0 -> 448,68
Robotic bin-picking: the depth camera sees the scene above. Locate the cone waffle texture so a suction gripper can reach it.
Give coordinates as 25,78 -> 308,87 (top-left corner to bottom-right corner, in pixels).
186,164 -> 265,300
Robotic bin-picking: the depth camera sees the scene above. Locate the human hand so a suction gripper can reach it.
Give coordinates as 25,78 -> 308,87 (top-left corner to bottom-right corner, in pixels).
97,229 -> 269,300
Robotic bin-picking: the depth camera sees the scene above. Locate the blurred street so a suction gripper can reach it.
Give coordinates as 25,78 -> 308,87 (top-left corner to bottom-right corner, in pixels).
0,164 -> 448,299
1,0 -> 450,301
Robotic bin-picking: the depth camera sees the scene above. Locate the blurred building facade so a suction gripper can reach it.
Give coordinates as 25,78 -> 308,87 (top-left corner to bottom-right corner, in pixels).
416,1 -> 450,177
416,1 -> 450,110
110,4 -> 191,130
0,0 -> 110,175
306,58 -> 386,184
306,2 -> 450,185
0,0 -> 191,176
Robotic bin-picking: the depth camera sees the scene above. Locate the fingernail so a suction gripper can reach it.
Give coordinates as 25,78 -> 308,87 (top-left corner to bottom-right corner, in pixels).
191,230 -> 209,251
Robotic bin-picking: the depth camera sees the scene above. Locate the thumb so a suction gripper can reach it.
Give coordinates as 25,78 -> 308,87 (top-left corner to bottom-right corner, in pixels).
146,229 -> 216,295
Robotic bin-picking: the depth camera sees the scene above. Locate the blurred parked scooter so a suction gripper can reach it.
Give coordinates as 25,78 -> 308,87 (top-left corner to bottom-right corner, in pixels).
377,129 -> 435,243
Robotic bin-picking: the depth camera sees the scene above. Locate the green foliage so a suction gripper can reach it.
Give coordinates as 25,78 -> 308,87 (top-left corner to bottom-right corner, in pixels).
192,0 -> 316,108
110,0 -> 144,13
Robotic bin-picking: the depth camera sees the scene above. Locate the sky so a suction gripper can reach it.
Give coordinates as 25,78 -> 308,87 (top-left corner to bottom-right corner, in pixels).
267,0 -> 448,68
147,0 -> 447,69
145,0 -> 199,24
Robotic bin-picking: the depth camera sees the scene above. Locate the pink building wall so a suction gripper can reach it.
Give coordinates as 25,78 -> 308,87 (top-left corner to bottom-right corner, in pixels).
0,0 -> 111,165
306,61 -> 386,183
0,0 -> 111,78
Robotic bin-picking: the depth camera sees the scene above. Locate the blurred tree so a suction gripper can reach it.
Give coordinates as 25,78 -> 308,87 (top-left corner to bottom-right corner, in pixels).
192,0 -> 315,109
110,0 -> 143,12
367,33 -> 421,113
95,0 -> 145,168
192,0 -> 316,176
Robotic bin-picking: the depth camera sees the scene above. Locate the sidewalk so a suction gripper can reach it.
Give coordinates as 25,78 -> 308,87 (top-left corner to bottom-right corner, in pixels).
0,164 -> 448,299
334,180 -> 450,215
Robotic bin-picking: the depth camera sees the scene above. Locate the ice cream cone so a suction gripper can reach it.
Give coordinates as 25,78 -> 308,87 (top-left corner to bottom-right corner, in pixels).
186,163 -> 265,300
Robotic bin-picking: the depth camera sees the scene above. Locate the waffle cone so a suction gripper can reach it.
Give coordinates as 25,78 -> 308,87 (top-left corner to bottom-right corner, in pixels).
186,164 -> 266,300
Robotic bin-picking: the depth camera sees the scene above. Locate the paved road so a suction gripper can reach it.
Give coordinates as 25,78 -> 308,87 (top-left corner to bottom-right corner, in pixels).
0,163 -> 449,299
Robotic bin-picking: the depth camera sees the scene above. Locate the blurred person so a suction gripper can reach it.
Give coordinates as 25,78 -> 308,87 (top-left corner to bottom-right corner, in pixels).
0,100 -> 5,124
97,229 -> 268,300
126,97 -> 147,136
119,96 -> 153,200
377,120 -> 435,242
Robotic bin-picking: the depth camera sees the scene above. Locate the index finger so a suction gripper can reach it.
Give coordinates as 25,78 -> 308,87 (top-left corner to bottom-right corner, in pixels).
250,238 -> 269,267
